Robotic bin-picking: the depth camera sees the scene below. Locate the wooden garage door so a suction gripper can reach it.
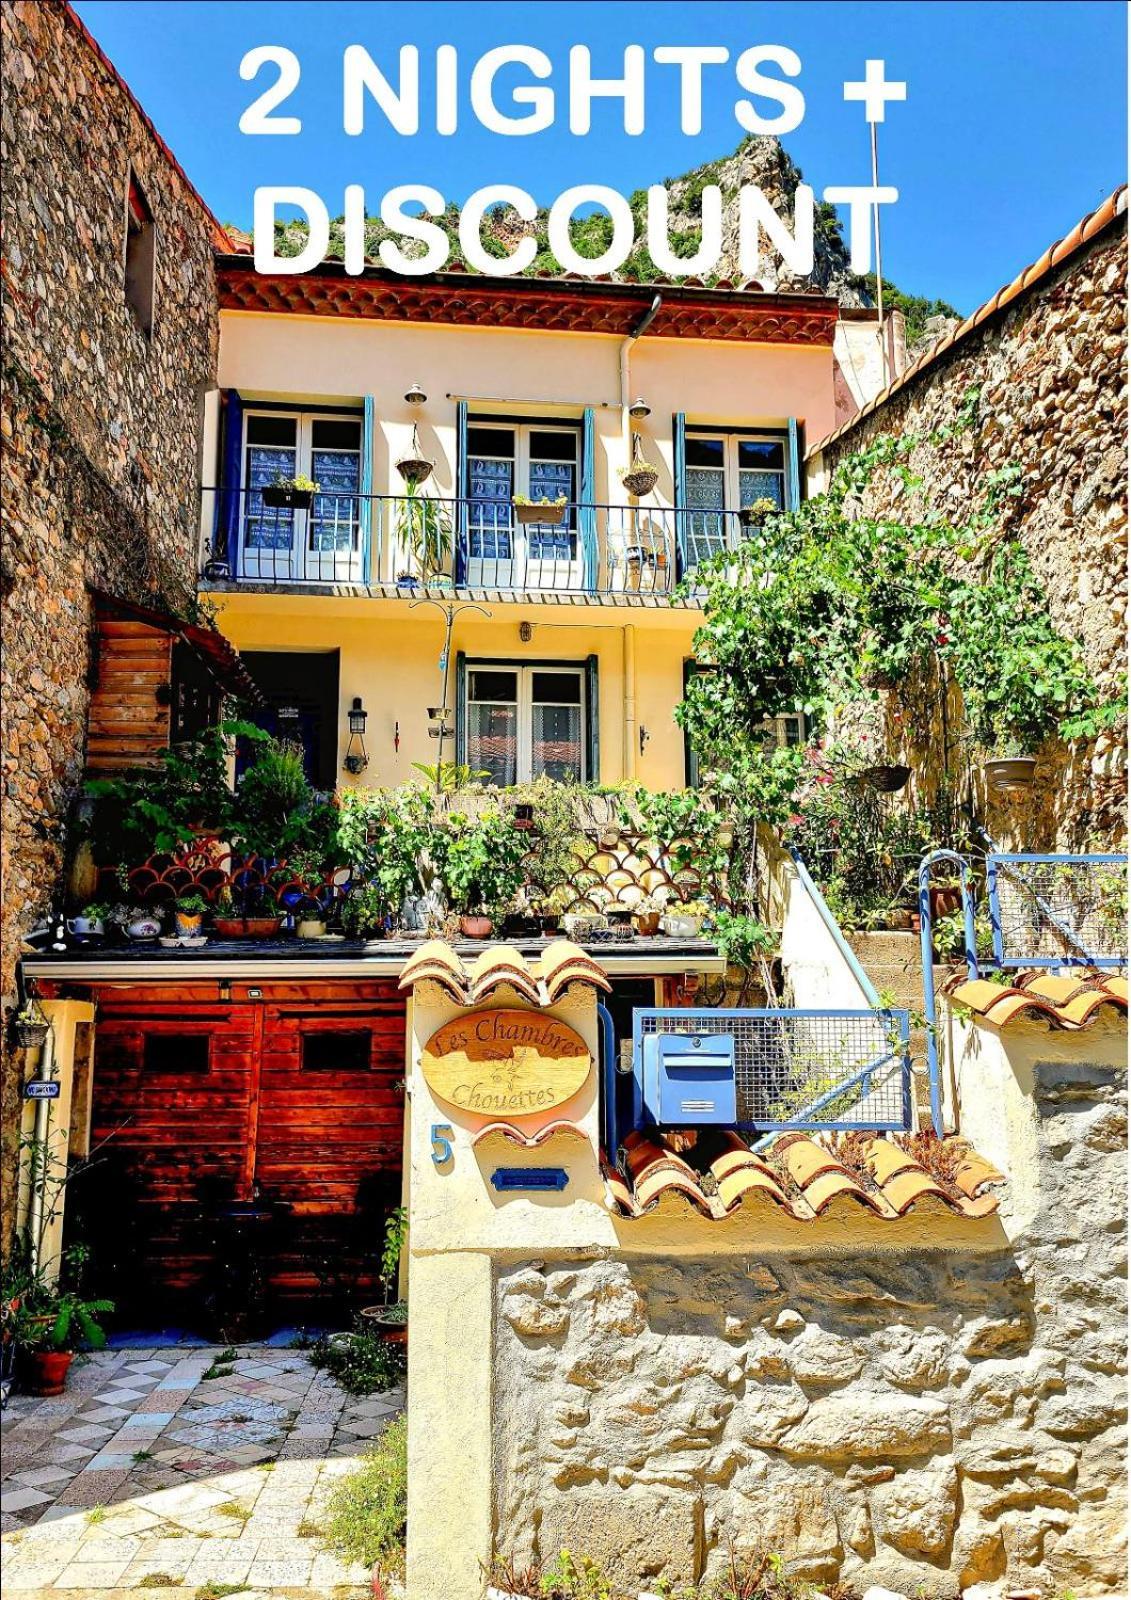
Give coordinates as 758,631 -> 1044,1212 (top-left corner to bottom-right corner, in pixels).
82,981 -> 405,1328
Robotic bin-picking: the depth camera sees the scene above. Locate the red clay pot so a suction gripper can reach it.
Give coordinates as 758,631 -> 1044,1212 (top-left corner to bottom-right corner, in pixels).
459,915 -> 493,939
213,916 -> 283,940
26,1349 -> 73,1396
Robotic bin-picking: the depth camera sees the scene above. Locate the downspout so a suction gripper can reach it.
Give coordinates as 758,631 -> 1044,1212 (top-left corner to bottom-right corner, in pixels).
27,1022 -> 57,1277
619,293 -> 662,451
622,623 -> 637,781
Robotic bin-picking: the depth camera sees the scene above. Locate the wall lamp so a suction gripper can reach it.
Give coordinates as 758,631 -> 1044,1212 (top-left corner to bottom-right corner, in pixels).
343,697 -> 369,775
628,397 -> 651,419
405,383 -> 427,406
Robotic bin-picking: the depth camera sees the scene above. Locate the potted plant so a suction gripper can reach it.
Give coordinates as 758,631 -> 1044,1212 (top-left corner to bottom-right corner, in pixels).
853,763 -> 912,793
213,883 -> 283,940
661,897 -> 711,937
632,893 -> 663,937
395,483 -> 453,585
513,494 -> 567,527
739,496 -> 780,532
9,1265 -> 114,1397
437,807 -> 528,942
395,423 -> 435,489
262,473 -> 319,511
11,995 -> 50,1051
66,901 -> 112,940
341,883 -> 394,940
173,891 -> 209,938
982,746 -> 1038,794
360,1207 -> 408,1345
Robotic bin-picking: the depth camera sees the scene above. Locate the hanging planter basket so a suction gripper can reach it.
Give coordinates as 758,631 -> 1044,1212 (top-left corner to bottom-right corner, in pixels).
984,756 -> 1037,794
855,764 -> 912,793
620,464 -> 659,498
395,455 -> 434,489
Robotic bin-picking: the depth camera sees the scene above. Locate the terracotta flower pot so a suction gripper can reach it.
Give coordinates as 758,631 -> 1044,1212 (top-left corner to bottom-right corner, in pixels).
26,1349 -> 73,1396
213,916 -> 283,940
459,915 -> 493,940
928,886 -> 963,920
984,756 -> 1037,793
514,502 -> 566,525
634,911 -> 661,937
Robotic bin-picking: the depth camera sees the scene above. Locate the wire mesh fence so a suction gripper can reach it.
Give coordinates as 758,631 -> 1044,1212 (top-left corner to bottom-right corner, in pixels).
633,1008 -> 911,1132
988,854 -> 1128,969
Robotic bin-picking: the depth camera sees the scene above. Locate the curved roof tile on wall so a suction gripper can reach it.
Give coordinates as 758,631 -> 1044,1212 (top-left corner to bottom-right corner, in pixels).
809,184 -> 1128,458
947,972 -> 1128,1031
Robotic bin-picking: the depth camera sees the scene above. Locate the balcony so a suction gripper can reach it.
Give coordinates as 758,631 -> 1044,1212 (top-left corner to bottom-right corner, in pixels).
198,490 -> 755,604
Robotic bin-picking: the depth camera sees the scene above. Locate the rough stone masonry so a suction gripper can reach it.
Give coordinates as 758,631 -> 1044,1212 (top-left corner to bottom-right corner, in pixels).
0,0 -> 220,1231
814,206 -> 1127,853
493,1055 -> 1126,1594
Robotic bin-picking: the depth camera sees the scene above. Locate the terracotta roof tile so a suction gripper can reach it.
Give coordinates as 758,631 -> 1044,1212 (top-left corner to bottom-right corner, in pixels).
810,185 -> 1127,458
398,939 -> 609,1007
948,971 -> 1127,1031
471,1120 -> 590,1149
606,1130 -> 1001,1223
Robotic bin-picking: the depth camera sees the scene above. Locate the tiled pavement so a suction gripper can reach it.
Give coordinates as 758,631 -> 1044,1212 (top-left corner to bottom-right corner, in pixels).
1,1345 -> 405,1598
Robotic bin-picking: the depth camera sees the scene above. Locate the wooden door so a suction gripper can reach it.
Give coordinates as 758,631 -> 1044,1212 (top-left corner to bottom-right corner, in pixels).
81,981 -> 405,1328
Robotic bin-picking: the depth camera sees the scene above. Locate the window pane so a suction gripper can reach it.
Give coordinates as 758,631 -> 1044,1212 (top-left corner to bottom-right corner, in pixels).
527,459 -> 576,557
302,1030 -> 371,1070
531,672 -> 581,705
468,455 -> 514,560
685,436 -> 725,468
737,439 -> 785,470
469,670 -> 517,701
532,702 -> 582,782
738,470 -> 784,509
311,418 -> 361,450
468,701 -> 517,786
310,447 -> 361,552
245,443 -> 296,550
468,426 -> 514,458
529,430 -> 578,463
247,415 -> 298,446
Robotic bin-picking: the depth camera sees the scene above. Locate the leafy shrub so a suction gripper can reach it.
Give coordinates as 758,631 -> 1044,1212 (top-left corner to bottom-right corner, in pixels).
323,1415 -> 407,1577
310,1324 -> 406,1396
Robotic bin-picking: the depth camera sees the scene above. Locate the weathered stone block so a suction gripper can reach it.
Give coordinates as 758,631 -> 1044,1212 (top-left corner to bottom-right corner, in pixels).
778,1390 -> 951,1462
535,1484 -> 703,1584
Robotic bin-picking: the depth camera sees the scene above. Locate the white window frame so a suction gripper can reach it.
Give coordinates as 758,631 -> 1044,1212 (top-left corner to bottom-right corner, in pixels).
685,431 -> 788,511
466,662 -> 588,783
466,421 -> 582,589
240,410 -> 363,582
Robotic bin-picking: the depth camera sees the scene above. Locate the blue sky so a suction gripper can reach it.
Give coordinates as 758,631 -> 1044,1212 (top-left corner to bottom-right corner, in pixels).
75,1 -> 1126,313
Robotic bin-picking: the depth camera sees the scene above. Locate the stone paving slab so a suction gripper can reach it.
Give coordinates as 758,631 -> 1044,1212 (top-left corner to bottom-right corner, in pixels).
1,1345 -> 403,1597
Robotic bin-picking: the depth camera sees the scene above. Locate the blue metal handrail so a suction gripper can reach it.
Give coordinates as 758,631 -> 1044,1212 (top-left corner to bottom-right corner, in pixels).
987,851 -> 1127,970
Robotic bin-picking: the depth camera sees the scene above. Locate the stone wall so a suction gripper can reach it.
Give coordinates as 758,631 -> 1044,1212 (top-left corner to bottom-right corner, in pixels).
813,211 -> 1127,852
0,0 -> 220,1235
493,1054 -> 1126,1593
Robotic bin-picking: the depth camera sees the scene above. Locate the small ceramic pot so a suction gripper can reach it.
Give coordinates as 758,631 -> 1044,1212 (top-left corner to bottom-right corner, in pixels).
66,916 -> 104,938
662,913 -> 703,938
126,916 -> 161,941
174,911 -> 204,937
296,917 -> 327,939
460,915 -> 493,940
634,911 -> 661,937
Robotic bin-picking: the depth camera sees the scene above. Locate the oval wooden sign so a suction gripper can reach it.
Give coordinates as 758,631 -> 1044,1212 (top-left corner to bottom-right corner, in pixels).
421,1009 -> 591,1117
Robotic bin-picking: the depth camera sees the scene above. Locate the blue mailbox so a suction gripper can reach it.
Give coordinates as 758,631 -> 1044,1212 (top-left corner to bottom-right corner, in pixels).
638,1031 -> 737,1127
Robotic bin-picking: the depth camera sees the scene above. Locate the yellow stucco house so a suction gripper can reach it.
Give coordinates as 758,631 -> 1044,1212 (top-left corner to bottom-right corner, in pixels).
200,260 -> 881,788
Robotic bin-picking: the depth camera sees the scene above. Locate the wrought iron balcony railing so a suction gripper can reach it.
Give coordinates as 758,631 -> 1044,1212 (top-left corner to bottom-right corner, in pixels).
198,489 -> 757,597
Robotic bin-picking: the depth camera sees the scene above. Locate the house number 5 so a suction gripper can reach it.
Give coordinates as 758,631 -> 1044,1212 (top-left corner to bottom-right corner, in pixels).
430,1124 -> 454,1167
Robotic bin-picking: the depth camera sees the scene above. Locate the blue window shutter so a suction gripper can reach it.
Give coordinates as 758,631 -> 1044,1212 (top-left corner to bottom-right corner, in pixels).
787,417 -> 801,511
454,400 -> 469,584
672,412 -> 687,576
220,390 -> 244,574
585,653 -> 599,781
360,395 -> 375,583
454,651 -> 467,765
579,408 -> 597,590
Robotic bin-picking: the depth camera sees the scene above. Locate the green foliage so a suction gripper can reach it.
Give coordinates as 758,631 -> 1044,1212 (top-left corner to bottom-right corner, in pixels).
540,1550 -> 620,1599
435,804 -> 529,915
322,1415 -> 408,1577
853,271 -> 961,342
235,740 -> 315,858
410,761 -> 490,791
396,483 -> 452,582
335,785 -> 433,923
174,892 -> 209,916
711,911 -> 777,969
3,1244 -> 114,1353
1059,689 -> 1127,743
380,1206 -> 407,1294
310,1323 -> 407,1396
620,785 -> 731,882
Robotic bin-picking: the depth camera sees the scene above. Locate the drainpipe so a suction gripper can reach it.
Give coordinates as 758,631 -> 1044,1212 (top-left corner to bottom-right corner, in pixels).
622,624 -> 637,781
619,293 -> 662,451
27,1024 -> 57,1278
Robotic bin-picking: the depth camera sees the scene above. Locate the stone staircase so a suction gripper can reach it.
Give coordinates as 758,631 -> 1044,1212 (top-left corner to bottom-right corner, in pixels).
846,930 -> 953,1119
